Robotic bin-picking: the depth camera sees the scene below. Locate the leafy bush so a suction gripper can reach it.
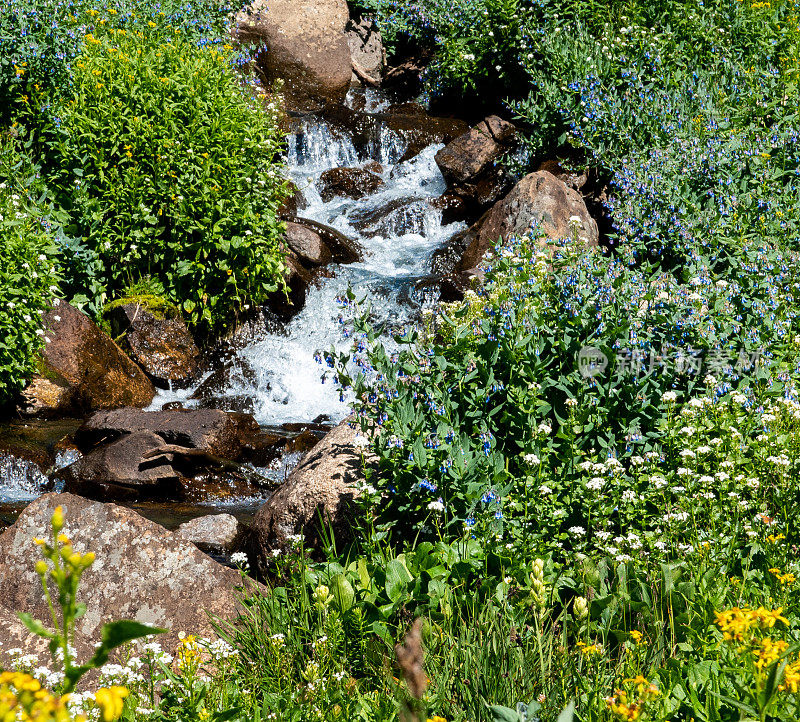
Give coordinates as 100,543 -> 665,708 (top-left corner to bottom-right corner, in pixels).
332,228 -> 800,539
0,0 -> 249,124
24,25 -> 288,333
0,136 -> 62,404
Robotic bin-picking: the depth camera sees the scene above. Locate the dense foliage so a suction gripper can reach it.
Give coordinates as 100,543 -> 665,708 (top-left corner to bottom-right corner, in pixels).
0,0 -> 289,396
24,24 -> 287,331
0,137 -> 62,404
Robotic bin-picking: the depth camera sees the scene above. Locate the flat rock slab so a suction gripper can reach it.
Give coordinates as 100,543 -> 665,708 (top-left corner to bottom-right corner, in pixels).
0,493 -> 258,663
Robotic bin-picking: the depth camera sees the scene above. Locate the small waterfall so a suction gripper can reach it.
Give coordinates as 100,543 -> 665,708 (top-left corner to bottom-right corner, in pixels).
155,96 -> 466,425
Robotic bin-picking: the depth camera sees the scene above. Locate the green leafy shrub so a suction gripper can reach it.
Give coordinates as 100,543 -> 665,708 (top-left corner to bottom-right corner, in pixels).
0,0 -> 249,125
25,26 -> 288,333
0,136 -> 62,404
333,230 -> 799,539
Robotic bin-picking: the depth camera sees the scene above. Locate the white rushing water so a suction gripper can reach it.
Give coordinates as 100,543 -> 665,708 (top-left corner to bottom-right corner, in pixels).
0,449 -> 76,503
155,99 -> 465,426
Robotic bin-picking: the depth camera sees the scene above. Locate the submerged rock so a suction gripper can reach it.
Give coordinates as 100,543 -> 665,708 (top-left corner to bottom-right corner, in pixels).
109,303 -> 200,389
249,421 -> 374,573
234,0 -> 351,112
318,166 -> 385,202
18,301 -> 155,418
0,493 -> 258,662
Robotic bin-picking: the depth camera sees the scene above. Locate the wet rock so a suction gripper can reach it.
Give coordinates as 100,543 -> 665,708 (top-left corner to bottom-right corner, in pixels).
18,301 -> 155,418
249,421 -> 374,571
74,407 -> 263,460
61,407 -> 282,501
285,222 -> 333,266
60,430 -> 181,501
175,513 -> 243,556
385,102 -> 427,117
284,216 -> 363,263
267,252 -> 314,320
190,357 -> 259,410
435,115 -> 516,184
321,105 -> 468,163
109,303 -> 200,389
176,472 -> 267,504
347,16 -> 385,85
430,192 -> 471,224
282,429 -> 321,455
278,180 -> 308,218
461,170 -> 598,271
318,166 -> 385,202
281,422 -> 333,436
0,493 -> 259,661
234,0 -> 351,112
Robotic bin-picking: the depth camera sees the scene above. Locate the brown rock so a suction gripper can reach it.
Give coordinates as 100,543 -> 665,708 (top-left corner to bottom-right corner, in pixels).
234,0 -> 352,112
284,216 -> 363,263
458,171 -> 598,273
60,430 -> 180,501
268,251 -> 314,320
110,304 -> 200,389
0,493 -> 258,662
285,222 -> 333,266
434,116 -> 517,185
18,302 -> 154,417
278,180 -> 307,217
74,407 -> 261,459
249,421 -> 374,572
347,16 -> 385,84
174,513 -> 243,555
318,166 -> 385,202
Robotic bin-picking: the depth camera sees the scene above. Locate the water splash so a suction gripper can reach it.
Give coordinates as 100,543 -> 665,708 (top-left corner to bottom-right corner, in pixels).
155,103 -> 465,424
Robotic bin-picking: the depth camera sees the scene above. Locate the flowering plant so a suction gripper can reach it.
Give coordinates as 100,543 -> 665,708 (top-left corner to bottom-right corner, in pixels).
19,505 -> 164,698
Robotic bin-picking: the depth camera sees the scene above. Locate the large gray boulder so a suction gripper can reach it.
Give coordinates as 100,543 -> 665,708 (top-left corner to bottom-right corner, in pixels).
249,421 -> 374,573
0,494 -> 258,664
18,301 -> 155,418
235,0 -> 352,112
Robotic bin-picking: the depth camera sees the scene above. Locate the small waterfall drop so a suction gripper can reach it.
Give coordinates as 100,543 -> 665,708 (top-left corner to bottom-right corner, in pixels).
155,96 -> 465,425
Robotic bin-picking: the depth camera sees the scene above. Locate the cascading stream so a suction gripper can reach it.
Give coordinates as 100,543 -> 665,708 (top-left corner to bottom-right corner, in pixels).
156,95 -> 466,426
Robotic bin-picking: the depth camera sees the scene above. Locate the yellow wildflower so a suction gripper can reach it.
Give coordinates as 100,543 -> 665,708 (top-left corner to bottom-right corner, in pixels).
94,686 -> 129,722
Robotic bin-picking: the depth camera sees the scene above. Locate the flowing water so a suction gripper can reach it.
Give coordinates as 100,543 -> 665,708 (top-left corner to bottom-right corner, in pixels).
0,91 -> 465,515
155,92 -> 465,426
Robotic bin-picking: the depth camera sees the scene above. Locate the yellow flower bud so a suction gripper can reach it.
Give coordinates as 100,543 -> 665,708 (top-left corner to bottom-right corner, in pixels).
51,506 -> 64,532
82,552 -> 96,566
68,552 -> 83,567
35,560 -> 48,575
57,533 -> 71,545
33,537 -> 46,546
